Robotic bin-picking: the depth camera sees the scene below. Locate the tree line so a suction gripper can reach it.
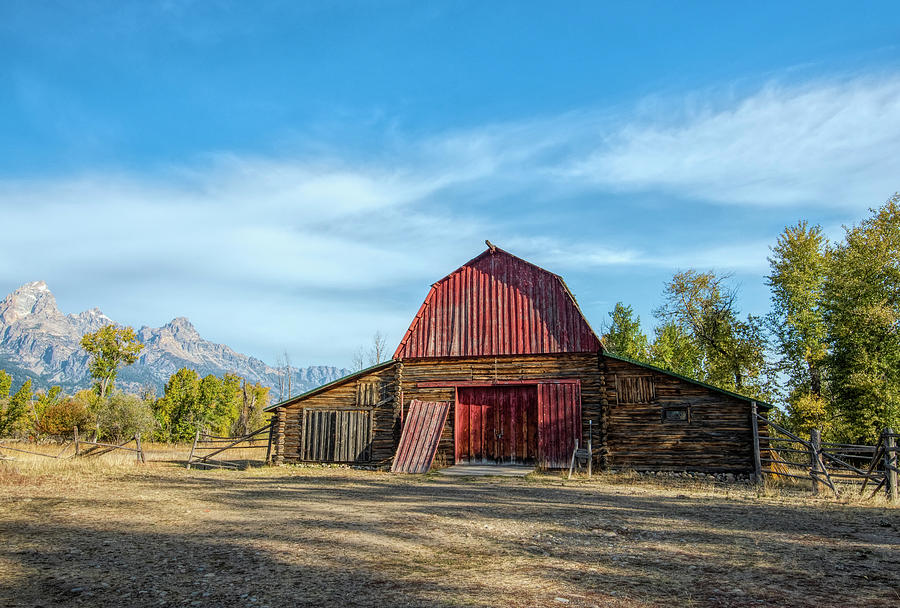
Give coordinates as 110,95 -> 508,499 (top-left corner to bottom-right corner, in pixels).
0,325 -> 269,442
602,194 -> 900,444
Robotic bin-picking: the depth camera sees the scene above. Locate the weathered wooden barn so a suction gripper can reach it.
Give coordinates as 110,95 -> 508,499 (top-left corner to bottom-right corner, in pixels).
267,245 -> 769,473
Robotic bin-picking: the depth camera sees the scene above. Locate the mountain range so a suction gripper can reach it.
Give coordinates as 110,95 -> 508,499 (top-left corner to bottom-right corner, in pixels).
0,281 -> 349,398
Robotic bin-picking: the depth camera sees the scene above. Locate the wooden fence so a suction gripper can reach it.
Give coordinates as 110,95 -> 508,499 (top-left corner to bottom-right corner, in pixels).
754,410 -> 898,500
0,426 -> 146,463
186,423 -> 274,470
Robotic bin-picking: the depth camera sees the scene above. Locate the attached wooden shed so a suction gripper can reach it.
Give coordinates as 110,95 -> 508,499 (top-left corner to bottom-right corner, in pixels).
268,245 -> 769,473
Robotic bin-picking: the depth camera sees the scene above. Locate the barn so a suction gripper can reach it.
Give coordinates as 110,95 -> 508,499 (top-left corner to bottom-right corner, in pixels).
267,244 -> 769,474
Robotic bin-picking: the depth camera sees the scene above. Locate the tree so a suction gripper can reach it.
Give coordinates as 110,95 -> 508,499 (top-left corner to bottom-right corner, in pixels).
648,322 -> 702,378
767,221 -> 833,435
824,194 -> 900,442
656,270 -> 772,398
153,368 -> 202,441
352,330 -> 389,371
81,325 -> 144,398
233,380 -> 269,436
0,371 -> 28,437
275,351 -> 293,401
601,302 -> 649,361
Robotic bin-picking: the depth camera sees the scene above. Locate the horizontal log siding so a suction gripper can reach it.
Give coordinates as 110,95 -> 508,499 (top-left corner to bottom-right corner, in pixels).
400,353 -> 601,467
273,363 -> 400,466
603,357 -> 755,473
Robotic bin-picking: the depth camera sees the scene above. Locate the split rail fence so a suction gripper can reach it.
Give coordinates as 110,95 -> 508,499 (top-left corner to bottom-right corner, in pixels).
0,426 -> 146,463
186,423 -> 274,470
753,406 -> 898,500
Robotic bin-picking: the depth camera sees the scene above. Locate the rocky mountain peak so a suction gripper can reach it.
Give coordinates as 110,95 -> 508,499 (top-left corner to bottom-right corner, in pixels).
0,280 -> 63,326
163,316 -> 200,339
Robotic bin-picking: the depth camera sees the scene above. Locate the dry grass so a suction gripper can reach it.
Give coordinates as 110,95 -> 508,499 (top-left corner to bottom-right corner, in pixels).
1,448 -> 898,607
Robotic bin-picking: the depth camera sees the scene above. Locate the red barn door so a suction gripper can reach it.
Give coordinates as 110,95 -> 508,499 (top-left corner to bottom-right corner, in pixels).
455,386 -> 538,464
537,382 -> 582,468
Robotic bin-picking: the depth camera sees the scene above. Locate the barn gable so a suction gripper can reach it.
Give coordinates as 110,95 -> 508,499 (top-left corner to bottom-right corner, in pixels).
394,245 -> 601,359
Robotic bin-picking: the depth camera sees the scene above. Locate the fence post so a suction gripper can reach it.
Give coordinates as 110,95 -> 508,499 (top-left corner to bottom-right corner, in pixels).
265,421 -> 274,465
74,426 -> 80,457
751,402 -> 762,484
885,428 -> 898,502
187,429 -> 200,470
135,433 -> 146,464
809,429 -> 822,495
587,419 -> 593,477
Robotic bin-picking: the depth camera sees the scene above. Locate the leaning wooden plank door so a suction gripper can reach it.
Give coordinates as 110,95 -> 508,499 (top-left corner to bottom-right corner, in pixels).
392,400 -> 451,473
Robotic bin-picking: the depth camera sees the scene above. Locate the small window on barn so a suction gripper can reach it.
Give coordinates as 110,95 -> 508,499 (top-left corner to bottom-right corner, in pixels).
615,375 -> 655,404
356,380 -> 381,406
661,406 -> 690,423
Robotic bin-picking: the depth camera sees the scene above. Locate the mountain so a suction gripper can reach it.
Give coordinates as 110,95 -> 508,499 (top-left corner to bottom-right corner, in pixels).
0,281 -> 350,397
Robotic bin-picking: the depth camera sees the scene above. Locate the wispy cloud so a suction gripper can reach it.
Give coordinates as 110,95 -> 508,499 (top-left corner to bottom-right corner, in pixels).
563,74 -> 900,207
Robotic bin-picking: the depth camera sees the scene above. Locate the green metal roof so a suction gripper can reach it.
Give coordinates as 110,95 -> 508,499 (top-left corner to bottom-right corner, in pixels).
602,351 -> 774,410
264,359 -> 398,412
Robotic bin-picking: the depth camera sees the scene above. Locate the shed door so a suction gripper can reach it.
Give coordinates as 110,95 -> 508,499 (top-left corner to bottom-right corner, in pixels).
455,386 -> 538,464
301,409 -> 372,462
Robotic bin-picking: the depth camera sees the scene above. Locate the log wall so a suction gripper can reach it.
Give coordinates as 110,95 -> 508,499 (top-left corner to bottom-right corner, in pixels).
272,362 -> 401,466
602,356 -> 756,473
400,353 -> 602,467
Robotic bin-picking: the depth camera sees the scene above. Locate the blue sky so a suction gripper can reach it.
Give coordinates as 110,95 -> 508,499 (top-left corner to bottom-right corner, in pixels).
1,2 -> 899,367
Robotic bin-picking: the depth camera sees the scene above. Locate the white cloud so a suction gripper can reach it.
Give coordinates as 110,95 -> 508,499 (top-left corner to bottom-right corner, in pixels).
564,75 -> 900,207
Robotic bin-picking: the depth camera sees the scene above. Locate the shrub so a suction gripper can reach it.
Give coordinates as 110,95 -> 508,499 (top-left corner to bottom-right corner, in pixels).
95,393 -> 157,442
34,398 -> 92,438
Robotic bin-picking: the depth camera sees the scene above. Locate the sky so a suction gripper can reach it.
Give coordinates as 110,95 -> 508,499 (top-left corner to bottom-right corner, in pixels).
1,1 -> 899,368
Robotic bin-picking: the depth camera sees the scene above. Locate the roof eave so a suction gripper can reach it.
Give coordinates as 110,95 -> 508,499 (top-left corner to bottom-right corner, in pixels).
601,351 -> 775,410
264,359 -> 398,411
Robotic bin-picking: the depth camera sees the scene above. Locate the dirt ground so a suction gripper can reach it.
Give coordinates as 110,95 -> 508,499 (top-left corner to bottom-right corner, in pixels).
0,448 -> 898,608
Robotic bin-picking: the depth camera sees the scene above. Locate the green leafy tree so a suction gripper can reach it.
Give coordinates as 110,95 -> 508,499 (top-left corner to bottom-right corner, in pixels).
602,302 -> 650,361
81,325 -> 145,397
154,368 -> 202,441
824,194 -> 900,442
648,322 -> 702,378
0,371 -> 28,437
767,221 -> 834,435
656,270 -> 772,398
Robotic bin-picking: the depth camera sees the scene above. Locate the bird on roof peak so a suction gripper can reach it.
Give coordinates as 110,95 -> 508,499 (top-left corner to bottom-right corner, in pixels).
485,239 -> 497,252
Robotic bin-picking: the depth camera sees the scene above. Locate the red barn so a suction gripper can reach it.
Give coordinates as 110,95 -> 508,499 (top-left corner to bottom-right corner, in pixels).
268,245 -> 769,473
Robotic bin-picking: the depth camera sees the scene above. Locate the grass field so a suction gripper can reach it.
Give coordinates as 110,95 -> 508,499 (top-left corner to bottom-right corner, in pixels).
1,443 -> 898,607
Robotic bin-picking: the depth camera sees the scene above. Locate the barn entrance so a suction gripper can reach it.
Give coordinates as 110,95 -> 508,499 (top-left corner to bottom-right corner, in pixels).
455,386 -> 539,464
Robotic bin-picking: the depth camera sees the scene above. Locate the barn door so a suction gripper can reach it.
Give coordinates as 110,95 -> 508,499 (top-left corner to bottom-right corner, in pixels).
301,409 -> 372,462
537,382 -> 581,468
455,386 -> 538,464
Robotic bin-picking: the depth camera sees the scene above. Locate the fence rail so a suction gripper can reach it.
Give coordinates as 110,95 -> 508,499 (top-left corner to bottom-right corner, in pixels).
186,423 -> 274,470
755,413 -> 897,500
0,426 -> 146,463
